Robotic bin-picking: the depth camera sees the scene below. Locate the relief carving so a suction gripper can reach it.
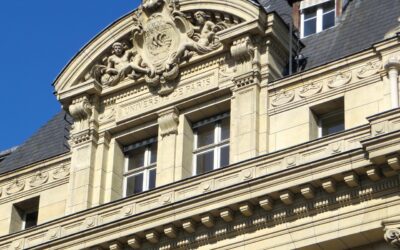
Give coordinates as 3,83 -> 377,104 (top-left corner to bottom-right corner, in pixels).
90,0 -> 227,95
53,163 -> 71,180
299,81 -> 323,98
69,96 -> 93,133
271,89 -> 295,107
327,71 -> 352,88
29,171 -> 49,188
384,228 -> 400,247
356,61 -> 382,79
6,178 -> 25,195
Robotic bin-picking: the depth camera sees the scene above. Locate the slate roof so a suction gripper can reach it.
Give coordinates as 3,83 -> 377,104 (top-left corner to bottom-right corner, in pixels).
0,111 -> 72,174
260,0 -> 400,71
2,0 -> 400,174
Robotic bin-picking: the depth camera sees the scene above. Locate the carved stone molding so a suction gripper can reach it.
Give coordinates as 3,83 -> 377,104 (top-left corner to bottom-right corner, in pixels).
29,171 -> 49,188
52,163 -> 71,180
385,56 -> 400,71
271,89 -> 295,107
299,81 -> 323,98
158,108 -> 179,137
357,61 -> 381,79
6,178 -> 25,195
327,71 -> 352,88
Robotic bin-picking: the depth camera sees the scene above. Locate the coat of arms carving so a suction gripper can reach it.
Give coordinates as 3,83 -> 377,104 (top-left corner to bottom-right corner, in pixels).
90,0 -> 227,95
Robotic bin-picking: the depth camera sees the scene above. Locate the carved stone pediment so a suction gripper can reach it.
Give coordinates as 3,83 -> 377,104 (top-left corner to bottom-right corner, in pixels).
88,0 -> 230,96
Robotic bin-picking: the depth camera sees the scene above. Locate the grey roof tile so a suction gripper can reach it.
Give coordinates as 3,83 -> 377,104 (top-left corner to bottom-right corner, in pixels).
0,111 -> 72,175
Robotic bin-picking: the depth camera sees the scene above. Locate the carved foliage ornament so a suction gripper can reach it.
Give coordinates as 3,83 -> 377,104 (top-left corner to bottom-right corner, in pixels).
327,71 -> 352,88
6,178 -> 25,195
91,0 -> 227,95
29,171 -> 49,188
271,89 -> 295,107
357,61 -> 381,79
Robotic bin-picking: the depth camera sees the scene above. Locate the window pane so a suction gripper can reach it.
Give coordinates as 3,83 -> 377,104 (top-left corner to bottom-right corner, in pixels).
322,11 -> 335,30
196,151 -> 214,175
304,18 -> 317,37
148,169 -> 156,190
127,147 -> 145,171
220,146 -> 230,168
197,123 -> 215,148
220,118 -> 230,141
321,112 -> 344,136
150,143 -> 157,164
126,174 -> 144,196
304,8 -> 316,19
24,211 -> 38,229
323,1 -> 335,12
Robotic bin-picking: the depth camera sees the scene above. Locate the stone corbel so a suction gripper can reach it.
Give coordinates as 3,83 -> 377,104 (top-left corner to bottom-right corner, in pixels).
387,154 -> 400,171
158,108 -> 179,138
69,95 -> 93,133
230,36 -> 261,88
383,219 -> 400,248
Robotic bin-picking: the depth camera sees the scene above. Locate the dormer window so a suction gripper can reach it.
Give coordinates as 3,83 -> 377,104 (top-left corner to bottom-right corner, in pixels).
301,0 -> 336,38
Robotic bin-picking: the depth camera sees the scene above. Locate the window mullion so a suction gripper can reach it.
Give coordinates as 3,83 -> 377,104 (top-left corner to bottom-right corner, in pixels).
316,7 -> 323,32
300,12 -> 305,38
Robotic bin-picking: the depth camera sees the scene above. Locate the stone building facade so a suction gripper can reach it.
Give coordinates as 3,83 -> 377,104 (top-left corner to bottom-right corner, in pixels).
0,0 -> 400,249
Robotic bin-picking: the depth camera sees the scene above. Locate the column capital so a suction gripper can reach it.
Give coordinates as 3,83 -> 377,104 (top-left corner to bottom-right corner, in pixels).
385,56 -> 400,71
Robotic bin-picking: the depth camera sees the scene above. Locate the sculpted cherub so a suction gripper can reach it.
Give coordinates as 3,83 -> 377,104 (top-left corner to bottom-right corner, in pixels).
91,42 -> 152,86
166,11 -> 224,70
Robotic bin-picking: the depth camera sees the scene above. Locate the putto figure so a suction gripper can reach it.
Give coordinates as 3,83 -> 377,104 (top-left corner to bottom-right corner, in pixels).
91,42 -> 151,86
166,11 -> 223,70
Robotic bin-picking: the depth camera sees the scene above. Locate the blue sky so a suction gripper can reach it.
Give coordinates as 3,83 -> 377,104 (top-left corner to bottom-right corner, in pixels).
0,0 -> 141,151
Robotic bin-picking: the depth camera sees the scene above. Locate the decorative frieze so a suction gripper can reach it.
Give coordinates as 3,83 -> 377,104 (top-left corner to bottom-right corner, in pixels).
5,178 -> 25,195
271,89 -> 295,107
357,61 -> 382,79
327,71 -> 352,88
29,171 -> 49,188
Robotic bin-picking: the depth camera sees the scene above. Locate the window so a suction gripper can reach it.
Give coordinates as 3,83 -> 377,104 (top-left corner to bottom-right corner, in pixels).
318,110 -> 344,137
193,113 -> 230,175
123,138 -> 157,196
310,98 -> 344,139
301,0 -> 335,38
10,197 -> 39,232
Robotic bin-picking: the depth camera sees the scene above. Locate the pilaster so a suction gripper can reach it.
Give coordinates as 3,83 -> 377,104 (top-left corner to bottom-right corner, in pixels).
230,36 -> 263,163
66,95 -> 99,214
156,108 -> 179,186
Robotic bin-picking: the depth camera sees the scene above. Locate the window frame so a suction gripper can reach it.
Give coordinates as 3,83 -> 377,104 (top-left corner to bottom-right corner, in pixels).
300,0 -> 336,38
123,139 -> 157,197
192,114 -> 230,175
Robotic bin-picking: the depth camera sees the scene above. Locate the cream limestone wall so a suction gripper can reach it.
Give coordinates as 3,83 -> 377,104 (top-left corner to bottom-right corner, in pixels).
1,0 -> 399,248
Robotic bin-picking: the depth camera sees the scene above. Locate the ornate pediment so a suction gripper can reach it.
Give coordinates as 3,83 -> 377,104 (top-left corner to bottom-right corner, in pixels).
54,0 -> 264,102
87,0 -> 236,95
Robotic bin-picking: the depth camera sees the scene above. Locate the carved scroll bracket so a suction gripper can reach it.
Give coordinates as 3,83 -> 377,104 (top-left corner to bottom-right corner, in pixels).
230,36 -> 261,89
383,219 -> 400,248
158,108 -> 179,138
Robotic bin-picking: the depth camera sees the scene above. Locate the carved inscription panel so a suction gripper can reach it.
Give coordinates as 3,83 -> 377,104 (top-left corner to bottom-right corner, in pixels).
116,70 -> 218,122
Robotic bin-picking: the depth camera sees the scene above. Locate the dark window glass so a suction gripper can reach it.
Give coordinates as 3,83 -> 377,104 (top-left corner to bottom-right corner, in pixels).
323,1 -> 335,12
304,8 -> 317,19
220,146 -> 230,168
150,143 -> 158,164
24,211 -> 38,229
149,169 -> 156,190
196,151 -> 214,175
197,123 -> 215,148
322,11 -> 335,30
126,174 -> 144,196
127,147 -> 145,171
221,118 -> 230,141
304,18 -> 317,37
321,112 -> 344,136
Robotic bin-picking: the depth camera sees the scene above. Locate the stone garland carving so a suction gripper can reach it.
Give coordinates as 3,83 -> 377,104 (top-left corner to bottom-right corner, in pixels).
90,0 -> 229,95
327,71 -> 352,88
271,89 -> 295,107
6,178 -> 25,195
299,81 -> 323,98
29,171 -> 49,188
356,61 -> 382,79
